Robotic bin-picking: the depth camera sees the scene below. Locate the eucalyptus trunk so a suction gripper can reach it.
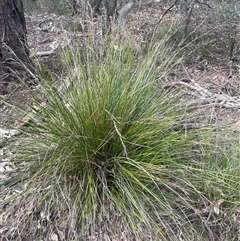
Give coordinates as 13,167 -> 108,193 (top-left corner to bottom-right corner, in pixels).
0,0 -> 31,79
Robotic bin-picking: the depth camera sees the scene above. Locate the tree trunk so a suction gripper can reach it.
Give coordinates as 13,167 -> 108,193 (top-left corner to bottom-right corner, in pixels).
70,0 -> 78,16
0,0 -> 31,84
89,0 -> 117,20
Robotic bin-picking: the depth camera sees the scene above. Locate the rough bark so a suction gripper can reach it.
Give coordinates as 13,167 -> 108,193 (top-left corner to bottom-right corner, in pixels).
70,0 -> 78,16
89,0 -> 117,20
0,0 -> 31,79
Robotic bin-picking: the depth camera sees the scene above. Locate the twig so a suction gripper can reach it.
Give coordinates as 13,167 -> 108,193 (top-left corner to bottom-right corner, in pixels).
164,79 -> 240,109
157,0 -> 179,25
31,44 -> 59,58
105,110 -> 129,159
196,0 -> 212,9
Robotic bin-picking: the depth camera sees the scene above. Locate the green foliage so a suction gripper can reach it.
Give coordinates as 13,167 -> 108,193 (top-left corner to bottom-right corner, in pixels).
68,20 -> 84,32
219,0 -> 240,22
3,31 -> 240,241
159,19 -> 183,40
218,0 -> 240,59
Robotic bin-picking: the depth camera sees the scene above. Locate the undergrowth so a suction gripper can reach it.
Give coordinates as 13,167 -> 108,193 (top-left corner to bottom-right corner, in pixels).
2,29 -> 240,241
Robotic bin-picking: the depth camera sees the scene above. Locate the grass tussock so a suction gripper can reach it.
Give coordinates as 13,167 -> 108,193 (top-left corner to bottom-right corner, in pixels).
2,33 -> 240,241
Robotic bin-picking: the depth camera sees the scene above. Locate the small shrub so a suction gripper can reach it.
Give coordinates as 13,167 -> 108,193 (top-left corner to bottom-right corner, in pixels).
2,32 -> 240,240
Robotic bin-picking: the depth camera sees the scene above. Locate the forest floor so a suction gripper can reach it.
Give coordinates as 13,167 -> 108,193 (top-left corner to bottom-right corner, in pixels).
1,0 -> 240,239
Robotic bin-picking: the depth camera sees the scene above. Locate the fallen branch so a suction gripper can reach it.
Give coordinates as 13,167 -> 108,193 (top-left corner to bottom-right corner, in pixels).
118,1 -> 136,26
157,0 -> 178,25
164,79 -> 240,109
30,44 -> 59,58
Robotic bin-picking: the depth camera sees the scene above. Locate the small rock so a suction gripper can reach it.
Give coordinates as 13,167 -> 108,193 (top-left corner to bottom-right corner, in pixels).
50,233 -> 59,241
